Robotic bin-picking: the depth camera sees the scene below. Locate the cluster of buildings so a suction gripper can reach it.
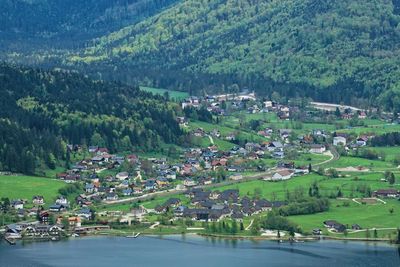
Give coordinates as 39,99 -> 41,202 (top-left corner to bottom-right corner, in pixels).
154,188 -> 286,222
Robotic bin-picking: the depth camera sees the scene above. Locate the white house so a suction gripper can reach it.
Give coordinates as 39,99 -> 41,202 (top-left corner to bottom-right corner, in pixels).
183,179 -> 197,187
333,136 -> 347,146
230,174 -> 243,181
271,170 -> 294,181
116,172 -> 129,180
309,144 -> 326,154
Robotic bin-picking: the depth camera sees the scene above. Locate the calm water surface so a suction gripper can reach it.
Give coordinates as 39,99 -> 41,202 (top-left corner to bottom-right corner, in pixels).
0,235 -> 399,267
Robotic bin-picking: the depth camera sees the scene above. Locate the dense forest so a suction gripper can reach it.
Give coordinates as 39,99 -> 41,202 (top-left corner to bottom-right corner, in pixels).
0,0 -> 179,50
1,1 -> 400,111
58,0 -> 399,111
0,63 -> 183,174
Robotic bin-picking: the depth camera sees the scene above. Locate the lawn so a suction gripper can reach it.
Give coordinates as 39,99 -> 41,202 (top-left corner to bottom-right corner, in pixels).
338,124 -> 400,135
289,199 -> 400,234
325,156 -> 394,169
369,146 -> 400,162
209,172 -> 400,200
0,175 -> 65,205
210,174 -> 325,200
140,86 -> 189,100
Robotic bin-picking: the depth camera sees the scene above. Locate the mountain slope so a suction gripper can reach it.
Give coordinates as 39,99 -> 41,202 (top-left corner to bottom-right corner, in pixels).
69,0 -> 400,110
0,63 -> 182,174
0,0 -> 179,50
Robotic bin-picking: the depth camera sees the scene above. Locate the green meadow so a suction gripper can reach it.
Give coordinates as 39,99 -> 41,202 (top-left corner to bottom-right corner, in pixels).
0,175 -> 65,205
289,199 -> 400,234
140,86 -> 189,100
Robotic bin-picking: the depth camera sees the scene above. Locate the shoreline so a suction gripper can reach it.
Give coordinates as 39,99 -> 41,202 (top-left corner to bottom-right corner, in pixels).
69,230 -> 400,244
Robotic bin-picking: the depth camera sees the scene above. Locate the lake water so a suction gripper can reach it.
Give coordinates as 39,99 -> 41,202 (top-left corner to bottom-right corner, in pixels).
1,235 -> 399,267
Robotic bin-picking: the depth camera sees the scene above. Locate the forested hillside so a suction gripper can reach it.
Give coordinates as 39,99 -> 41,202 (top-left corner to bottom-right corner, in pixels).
0,63 -> 182,174
66,0 -> 400,111
0,0 -> 179,49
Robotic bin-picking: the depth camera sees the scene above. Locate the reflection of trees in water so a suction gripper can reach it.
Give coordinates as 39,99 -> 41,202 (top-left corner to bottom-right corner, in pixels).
398,246 -> 400,259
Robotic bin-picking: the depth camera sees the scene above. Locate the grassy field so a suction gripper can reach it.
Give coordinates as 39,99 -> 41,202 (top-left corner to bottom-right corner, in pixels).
338,124 -> 400,135
289,199 -> 400,234
369,146 -> 400,162
140,86 -> 189,100
0,175 -> 65,205
209,172 -> 400,200
325,156 -> 395,169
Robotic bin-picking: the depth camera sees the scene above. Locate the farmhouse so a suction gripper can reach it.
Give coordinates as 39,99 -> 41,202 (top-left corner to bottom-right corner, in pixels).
271,170 -> 294,181
32,196 -> 44,205
323,220 -> 346,232
333,136 -> 347,146
309,144 -> 326,154
373,189 -> 400,198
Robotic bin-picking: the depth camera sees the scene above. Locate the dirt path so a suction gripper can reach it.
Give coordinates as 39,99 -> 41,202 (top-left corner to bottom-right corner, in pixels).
149,222 -> 160,229
245,219 -> 254,231
207,135 -> 214,145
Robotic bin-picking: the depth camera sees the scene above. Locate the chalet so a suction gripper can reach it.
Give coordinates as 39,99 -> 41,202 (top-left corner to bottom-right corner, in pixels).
127,154 -> 139,164
183,178 -> 197,187
277,162 -> 295,169
225,133 -> 236,141
165,171 -> 177,180
88,146 -> 99,153
358,111 -> 367,119
116,172 -> 129,180
122,188 -> 133,196
356,136 -> 368,147
263,100 -> 273,108
85,183 -> 95,194
49,204 -> 66,212
64,174 -> 80,183
11,200 -> 24,210
312,129 -> 327,138
193,128 -> 206,137
118,179 -> 130,188
55,196 -> 68,206
164,198 -> 182,207
35,225 -> 63,236
218,189 -> 239,203
156,177 -> 169,188
333,136 -> 347,146
245,142 -> 260,152
97,148 -> 109,155
210,129 -> 221,138
92,155 -> 105,163
231,212 -> 244,222
352,224 -> 362,230
198,177 -> 212,185
77,208 -> 92,220
68,217 -> 82,228
323,220 -> 346,232
32,196 -> 44,205
255,199 -> 272,211
230,173 -> 243,181
279,129 -> 292,139
267,141 -> 283,152
155,205 -> 167,214
144,179 -> 158,191
272,151 -> 285,159
373,189 -> 400,198
271,170 -> 294,181
309,144 -> 326,154
312,229 -> 322,235
106,193 -> 118,201
37,211 -> 49,224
